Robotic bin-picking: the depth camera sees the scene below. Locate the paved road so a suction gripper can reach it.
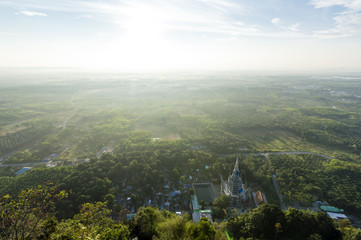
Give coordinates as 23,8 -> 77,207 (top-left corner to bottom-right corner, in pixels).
243,151 -> 333,159
63,95 -> 78,129
246,151 -> 333,210
0,162 -> 46,167
262,153 -> 286,209
0,161 -> 61,167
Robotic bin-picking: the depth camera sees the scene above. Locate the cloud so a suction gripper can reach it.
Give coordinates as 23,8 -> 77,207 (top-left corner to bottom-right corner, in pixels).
313,12 -> 361,37
271,17 -> 281,24
288,23 -> 300,31
3,0 -> 252,37
271,18 -> 300,32
4,0 -> 358,40
77,14 -> 92,19
309,0 -> 361,11
309,0 -> 361,37
16,10 -> 47,17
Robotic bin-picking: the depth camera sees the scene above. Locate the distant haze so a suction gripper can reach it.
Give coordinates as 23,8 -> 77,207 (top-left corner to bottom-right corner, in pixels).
1,0 -> 361,72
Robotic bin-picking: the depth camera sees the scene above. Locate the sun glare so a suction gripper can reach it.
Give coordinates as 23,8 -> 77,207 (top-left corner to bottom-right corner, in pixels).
76,5 -> 207,70
112,6 -> 172,69
124,7 -> 165,41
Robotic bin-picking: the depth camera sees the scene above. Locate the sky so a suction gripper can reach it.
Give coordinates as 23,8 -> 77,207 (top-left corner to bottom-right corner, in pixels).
1,0 -> 361,72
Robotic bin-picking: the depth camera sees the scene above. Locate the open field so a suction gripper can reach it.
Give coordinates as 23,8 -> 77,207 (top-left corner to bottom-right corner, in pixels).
1,72 -> 361,161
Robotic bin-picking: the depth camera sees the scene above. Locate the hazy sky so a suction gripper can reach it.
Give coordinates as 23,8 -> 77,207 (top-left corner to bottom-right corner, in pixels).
1,0 -> 361,71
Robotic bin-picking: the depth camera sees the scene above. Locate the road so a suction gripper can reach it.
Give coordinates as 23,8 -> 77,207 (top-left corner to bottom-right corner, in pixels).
263,153 -> 286,209
62,94 -> 78,129
0,143 -> 36,163
243,151 -> 334,159
246,151 -> 333,210
0,94 -> 78,163
0,161 -> 61,167
0,162 -> 48,167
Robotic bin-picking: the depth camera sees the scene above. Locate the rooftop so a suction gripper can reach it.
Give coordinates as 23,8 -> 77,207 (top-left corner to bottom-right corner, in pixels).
15,167 -> 32,175
320,206 -> 344,213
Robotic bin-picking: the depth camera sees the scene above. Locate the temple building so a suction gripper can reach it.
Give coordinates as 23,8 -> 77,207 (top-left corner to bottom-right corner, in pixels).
221,158 -> 248,207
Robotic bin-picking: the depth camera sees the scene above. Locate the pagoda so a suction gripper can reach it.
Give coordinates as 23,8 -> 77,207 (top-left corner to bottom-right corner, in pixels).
221,158 -> 248,207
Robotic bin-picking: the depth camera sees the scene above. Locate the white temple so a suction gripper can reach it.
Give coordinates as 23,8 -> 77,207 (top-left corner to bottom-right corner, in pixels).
221,158 -> 248,207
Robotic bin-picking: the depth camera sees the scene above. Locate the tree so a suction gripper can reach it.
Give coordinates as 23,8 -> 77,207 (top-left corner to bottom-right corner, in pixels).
155,215 -> 189,240
314,212 -> 341,240
50,202 -> 129,240
226,204 -> 285,240
284,208 -> 315,239
249,204 -> 285,239
104,193 -> 115,210
130,207 -> 161,240
0,184 -> 67,240
212,195 -> 230,220
188,217 -> 216,240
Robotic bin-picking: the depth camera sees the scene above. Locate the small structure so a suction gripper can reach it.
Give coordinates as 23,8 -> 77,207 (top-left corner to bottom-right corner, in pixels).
221,158 -> 248,207
172,190 -> 181,196
256,191 -> 265,205
327,212 -> 348,220
320,206 -> 344,213
192,209 -> 213,223
126,213 -> 136,220
191,195 -> 201,211
15,167 -> 32,176
252,191 -> 267,207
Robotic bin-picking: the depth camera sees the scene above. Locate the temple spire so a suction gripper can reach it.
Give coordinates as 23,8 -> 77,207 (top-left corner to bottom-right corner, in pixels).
220,157 -> 248,207
233,157 -> 239,177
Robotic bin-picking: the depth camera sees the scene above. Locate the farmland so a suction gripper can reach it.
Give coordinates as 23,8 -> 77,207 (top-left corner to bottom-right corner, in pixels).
1,70 -> 361,214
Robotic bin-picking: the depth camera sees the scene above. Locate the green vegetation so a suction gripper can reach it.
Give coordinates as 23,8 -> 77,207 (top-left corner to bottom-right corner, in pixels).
51,202 -> 129,240
2,73 -> 361,162
2,186 -> 361,240
211,194 -> 231,220
1,72 -> 361,238
227,204 -> 341,240
270,154 -> 361,211
0,184 -> 67,240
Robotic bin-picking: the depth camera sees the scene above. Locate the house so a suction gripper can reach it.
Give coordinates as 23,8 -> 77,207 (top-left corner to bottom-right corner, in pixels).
15,167 -> 32,176
327,212 -> 348,220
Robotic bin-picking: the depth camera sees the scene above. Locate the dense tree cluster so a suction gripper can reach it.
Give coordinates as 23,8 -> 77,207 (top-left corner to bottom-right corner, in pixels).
2,186 -> 361,240
2,77 -> 361,239
227,204 -> 342,240
270,154 -> 361,212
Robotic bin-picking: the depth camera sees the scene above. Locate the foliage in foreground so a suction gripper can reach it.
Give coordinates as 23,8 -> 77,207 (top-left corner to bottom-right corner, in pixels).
1,186 -> 361,240
0,184 -> 67,240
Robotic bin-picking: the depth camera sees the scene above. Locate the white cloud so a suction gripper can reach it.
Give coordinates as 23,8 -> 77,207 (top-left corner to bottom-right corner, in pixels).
271,18 -> 300,32
309,0 -> 361,37
3,0 -> 359,40
289,23 -> 300,31
17,10 -> 47,17
271,17 -> 281,24
3,0 -> 253,38
309,0 -> 361,11
77,14 -> 92,19
314,12 -> 361,37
